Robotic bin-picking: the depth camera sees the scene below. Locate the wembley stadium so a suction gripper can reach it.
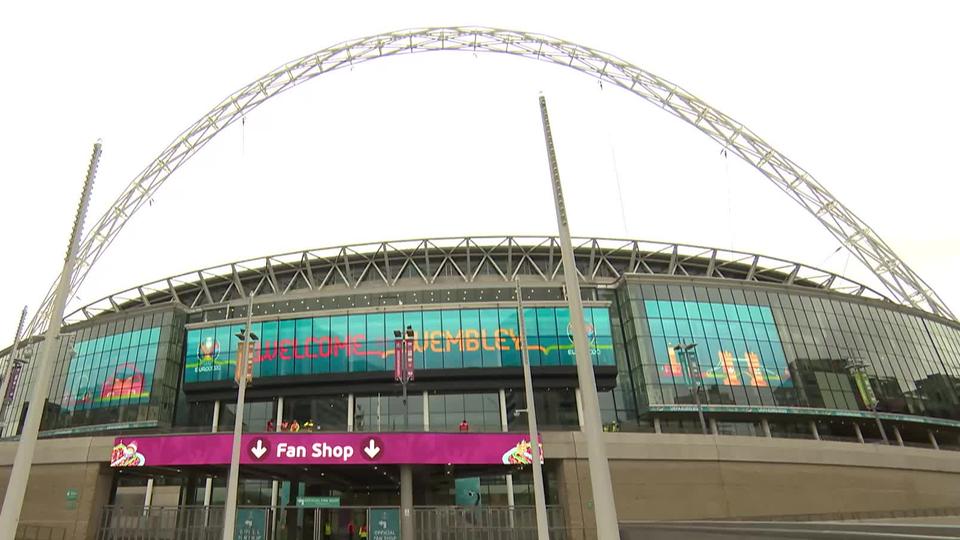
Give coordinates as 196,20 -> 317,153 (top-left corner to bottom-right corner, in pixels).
1,27 -> 960,540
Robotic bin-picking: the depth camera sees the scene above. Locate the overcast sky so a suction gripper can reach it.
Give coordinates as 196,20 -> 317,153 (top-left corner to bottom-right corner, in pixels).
0,1 -> 957,339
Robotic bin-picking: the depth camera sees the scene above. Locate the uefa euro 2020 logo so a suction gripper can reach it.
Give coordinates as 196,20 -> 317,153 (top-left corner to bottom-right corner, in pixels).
566,322 -> 598,356
197,336 -> 220,372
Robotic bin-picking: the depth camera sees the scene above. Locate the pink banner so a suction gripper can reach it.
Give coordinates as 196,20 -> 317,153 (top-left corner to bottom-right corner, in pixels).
111,432 -> 542,468
405,337 -> 415,381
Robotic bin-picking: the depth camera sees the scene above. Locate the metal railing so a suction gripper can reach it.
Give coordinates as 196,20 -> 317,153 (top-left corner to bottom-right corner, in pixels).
96,505 -> 572,540
95,505 -> 229,540
414,506 -> 569,540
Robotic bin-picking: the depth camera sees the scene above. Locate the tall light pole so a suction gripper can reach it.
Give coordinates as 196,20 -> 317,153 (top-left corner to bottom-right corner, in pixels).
849,360 -> 887,444
515,281 -> 549,540
674,343 -> 707,435
538,95 -> 620,539
0,141 -> 101,537
222,293 -> 258,540
393,326 -> 414,431
0,306 -> 28,420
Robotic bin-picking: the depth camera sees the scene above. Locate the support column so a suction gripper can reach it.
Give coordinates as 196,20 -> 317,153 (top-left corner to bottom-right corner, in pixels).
499,389 -> 515,512
347,394 -> 354,432
400,465 -> 414,540
653,417 -> 661,434
539,96 -> 618,540
212,401 -> 221,432
499,390 -> 509,431
709,418 -> 718,436
893,425 -> 904,446
0,142 -> 101,539
853,423 -> 865,443
144,478 -> 155,508
928,430 -> 940,450
810,420 -> 820,441
205,400 -> 221,507
761,418 -> 772,438
574,387 -> 585,429
272,398 -> 283,509
422,391 -> 429,432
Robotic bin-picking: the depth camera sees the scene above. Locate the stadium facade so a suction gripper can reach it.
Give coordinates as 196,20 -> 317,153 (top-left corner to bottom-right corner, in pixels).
1,236 -> 960,539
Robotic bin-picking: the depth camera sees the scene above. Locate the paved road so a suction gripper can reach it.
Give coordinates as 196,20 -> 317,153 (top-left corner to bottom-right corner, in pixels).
621,521 -> 960,539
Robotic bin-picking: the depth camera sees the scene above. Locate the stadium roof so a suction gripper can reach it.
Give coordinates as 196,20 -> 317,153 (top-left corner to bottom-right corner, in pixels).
65,235 -> 894,324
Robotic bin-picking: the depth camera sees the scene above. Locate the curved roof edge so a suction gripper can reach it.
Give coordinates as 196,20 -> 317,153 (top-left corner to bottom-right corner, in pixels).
65,236 -> 893,324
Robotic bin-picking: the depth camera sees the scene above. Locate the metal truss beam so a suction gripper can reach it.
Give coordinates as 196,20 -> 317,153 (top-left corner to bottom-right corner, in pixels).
60,236 -> 895,324
21,27 -> 954,341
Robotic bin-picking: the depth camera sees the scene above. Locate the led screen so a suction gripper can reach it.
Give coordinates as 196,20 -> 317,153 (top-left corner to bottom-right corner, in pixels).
63,327 -> 159,409
645,300 -> 791,387
184,307 -> 614,383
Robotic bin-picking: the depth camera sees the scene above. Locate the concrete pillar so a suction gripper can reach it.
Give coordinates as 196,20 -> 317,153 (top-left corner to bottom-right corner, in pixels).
893,425 -> 904,446
422,391 -> 430,431
853,423 -> 865,443
272,398 -> 283,508
211,400 -> 221,432
499,390 -> 509,431
810,420 -> 820,441
653,417 -> 661,434
400,465 -> 414,540
709,418 -> 719,436
347,394 -> 354,432
144,478 -> 154,508
761,418 -> 772,438
574,387 -> 585,429
928,430 -> 940,450
498,388 -> 516,516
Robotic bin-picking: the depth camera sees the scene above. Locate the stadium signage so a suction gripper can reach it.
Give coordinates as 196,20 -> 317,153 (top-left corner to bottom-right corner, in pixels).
184,307 -> 615,383
110,432 -> 543,467
254,329 -> 525,361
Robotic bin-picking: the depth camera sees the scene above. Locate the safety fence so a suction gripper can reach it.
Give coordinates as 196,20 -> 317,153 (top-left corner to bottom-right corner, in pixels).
415,506 -> 569,540
95,506 -> 230,540
96,505 -> 571,540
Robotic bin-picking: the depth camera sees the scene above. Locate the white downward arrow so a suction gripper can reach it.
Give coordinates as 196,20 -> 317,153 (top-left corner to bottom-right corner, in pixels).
251,439 -> 267,459
363,439 -> 381,459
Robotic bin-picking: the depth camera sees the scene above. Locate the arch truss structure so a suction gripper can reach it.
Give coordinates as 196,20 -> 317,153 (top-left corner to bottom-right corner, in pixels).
22,26 -> 955,341
62,236 -> 890,324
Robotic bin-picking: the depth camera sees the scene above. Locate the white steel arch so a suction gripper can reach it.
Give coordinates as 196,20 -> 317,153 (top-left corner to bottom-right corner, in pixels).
21,26 -> 955,339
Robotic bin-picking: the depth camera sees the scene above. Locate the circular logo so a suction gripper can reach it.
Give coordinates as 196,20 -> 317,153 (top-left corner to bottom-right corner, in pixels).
566,322 -> 596,345
197,336 -> 220,364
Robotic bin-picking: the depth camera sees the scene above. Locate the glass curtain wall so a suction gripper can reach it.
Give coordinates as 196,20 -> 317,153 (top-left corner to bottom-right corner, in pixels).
623,281 -> 960,420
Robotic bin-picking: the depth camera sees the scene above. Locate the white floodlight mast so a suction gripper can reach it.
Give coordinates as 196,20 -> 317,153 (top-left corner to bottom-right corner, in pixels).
17,27 -> 955,349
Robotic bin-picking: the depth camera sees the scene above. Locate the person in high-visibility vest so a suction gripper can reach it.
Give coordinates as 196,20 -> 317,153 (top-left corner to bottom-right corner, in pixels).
358,524 -> 368,539
323,521 -> 332,540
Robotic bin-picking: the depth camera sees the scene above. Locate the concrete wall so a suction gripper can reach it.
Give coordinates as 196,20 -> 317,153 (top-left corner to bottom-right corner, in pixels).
0,437 -> 115,540
546,432 -> 960,535
5,434 -> 960,539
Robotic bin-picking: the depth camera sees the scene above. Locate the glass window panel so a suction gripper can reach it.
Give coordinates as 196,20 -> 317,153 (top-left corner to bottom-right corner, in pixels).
276,319 -> 296,376
294,318 -> 313,375
536,308 -> 558,337
499,308 -> 521,367
366,313 -> 385,342
479,309 -> 502,368
348,315 -> 366,373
